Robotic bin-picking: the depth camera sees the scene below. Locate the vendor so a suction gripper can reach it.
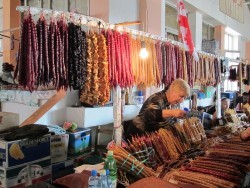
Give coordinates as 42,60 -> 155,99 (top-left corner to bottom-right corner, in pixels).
207,97 -> 230,119
206,97 -> 230,128
125,78 -> 190,141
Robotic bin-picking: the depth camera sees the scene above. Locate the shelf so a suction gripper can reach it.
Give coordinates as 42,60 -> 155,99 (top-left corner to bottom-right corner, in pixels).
66,104 -> 142,128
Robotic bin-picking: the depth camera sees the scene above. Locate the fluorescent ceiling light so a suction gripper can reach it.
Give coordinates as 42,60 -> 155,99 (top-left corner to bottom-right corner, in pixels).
225,27 -> 241,36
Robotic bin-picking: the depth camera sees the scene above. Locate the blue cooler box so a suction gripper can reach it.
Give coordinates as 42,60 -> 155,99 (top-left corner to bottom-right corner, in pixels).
67,128 -> 91,156
221,92 -> 236,100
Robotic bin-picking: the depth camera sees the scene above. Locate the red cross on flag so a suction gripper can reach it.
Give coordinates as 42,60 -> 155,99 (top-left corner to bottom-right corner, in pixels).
177,0 -> 198,61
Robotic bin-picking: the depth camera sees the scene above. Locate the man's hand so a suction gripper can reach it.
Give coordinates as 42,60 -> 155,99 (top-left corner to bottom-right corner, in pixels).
170,109 -> 187,118
241,127 -> 250,141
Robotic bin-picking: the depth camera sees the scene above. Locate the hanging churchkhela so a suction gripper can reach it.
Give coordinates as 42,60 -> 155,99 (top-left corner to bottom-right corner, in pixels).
68,22 -> 87,90
80,31 -> 110,106
36,13 -> 49,87
15,8 -> 223,103
14,11 -> 38,91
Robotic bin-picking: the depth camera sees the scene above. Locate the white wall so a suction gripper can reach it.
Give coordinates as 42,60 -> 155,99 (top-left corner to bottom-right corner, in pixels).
2,90 -> 79,125
184,0 -> 250,40
109,0 -> 139,28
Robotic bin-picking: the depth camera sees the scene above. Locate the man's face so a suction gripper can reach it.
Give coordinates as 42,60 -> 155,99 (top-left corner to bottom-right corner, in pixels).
221,100 -> 230,111
167,90 -> 186,104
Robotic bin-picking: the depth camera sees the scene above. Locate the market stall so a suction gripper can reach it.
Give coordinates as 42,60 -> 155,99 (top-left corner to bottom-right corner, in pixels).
0,2 -> 248,188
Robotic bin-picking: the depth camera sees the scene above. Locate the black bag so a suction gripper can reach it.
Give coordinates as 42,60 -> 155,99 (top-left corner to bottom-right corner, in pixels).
0,124 -> 50,141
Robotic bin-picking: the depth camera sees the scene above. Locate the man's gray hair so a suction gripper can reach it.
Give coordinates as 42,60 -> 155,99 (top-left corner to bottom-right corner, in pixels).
169,78 -> 190,96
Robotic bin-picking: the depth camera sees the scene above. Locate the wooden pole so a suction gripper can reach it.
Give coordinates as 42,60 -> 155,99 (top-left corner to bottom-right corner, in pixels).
20,90 -> 66,126
113,86 -> 122,146
115,21 -> 142,26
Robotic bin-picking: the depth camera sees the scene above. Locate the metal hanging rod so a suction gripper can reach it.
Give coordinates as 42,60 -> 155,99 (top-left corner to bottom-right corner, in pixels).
16,6 -> 230,60
16,6 -> 106,28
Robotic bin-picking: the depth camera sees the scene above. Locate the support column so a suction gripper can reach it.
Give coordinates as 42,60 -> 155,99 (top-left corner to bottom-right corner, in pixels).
214,25 -> 225,56
245,41 -> 250,60
188,11 -> 202,51
3,0 -> 20,65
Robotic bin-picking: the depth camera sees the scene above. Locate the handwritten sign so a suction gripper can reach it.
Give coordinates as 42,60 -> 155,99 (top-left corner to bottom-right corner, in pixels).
219,0 -> 244,23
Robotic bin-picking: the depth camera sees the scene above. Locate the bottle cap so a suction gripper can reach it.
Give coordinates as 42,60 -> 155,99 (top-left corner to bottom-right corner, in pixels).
138,91 -> 143,96
107,150 -> 113,156
106,169 -> 110,175
91,170 -> 97,176
184,108 -> 189,112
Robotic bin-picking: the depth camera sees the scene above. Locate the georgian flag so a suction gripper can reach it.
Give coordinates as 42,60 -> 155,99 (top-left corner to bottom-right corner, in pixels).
177,0 -> 199,61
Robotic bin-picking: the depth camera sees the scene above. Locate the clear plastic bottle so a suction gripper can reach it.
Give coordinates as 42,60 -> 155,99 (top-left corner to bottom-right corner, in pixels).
104,151 -> 117,188
106,169 -> 112,188
99,169 -> 108,188
88,170 -> 99,188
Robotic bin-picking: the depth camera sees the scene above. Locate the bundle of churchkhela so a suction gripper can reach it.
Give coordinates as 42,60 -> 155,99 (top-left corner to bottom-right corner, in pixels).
109,144 -> 157,180
113,117 -> 250,186
163,135 -> 250,187
123,117 -> 206,170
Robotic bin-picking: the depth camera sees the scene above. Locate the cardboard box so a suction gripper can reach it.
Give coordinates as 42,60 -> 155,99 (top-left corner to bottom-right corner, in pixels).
0,112 -> 19,131
0,163 -> 28,188
52,159 -> 74,181
0,135 -> 50,168
67,128 -> 91,156
51,134 -> 69,164
30,158 -> 51,185
0,157 -> 51,188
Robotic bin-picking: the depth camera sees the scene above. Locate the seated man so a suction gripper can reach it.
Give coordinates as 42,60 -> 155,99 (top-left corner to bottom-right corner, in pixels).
207,97 -> 230,128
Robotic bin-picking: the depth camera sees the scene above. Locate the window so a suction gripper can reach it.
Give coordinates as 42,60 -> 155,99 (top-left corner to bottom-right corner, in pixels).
223,29 -> 240,92
165,4 -> 178,37
223,79 -> 238,91
202,23 -> 215,40
224,33 -> 239,51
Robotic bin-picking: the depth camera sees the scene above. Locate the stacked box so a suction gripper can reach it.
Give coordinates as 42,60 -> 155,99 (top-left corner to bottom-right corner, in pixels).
52,159 -> 74,181
0,163 -> 28,187
0,157 -> 51,188
51,134 -> 69,164
67,128 -> 91,156
0,135 -> 51,187
30,158 -> 51,185
0,112 -> 19,131
0,135 -> 51,168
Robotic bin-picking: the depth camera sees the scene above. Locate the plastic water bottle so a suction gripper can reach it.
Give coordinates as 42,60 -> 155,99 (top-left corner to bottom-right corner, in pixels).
99,169 -> 108,188
88,170 -> 99,188
137,91 -> 144,104
104,151 -> 117,188
106,169 -> 112,188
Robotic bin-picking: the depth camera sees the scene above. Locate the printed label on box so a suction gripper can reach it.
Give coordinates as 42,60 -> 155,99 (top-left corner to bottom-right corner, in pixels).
51,134 -> 69,164
0,135 -> 50,168
68,129 -> 91,155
